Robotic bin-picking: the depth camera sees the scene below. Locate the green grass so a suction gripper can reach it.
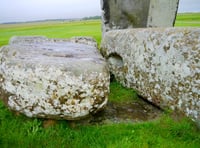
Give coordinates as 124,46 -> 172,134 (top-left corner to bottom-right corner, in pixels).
175,13 -> 200,27
0,20 -> 101,47
0,13 -> 200,147
0,13 -> 200,47
0,99 -> 200,148
109,81 -> 138,103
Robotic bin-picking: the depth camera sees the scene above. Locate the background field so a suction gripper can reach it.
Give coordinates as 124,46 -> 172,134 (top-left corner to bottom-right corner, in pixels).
175,13 -> 200,27
0,13 -> 200,47
0,20 -> 101,47
0,13 -> 200,147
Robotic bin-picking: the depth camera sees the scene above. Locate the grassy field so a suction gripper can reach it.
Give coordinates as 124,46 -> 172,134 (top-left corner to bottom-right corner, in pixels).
0,20 -> 102,47
0,13 -> 200,47
175,13 -> 200,27
0,13 -> 200,147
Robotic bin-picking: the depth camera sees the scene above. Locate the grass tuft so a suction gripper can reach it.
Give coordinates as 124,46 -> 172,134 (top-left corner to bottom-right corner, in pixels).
109,81 -> 138,103
1,100 -> 199,147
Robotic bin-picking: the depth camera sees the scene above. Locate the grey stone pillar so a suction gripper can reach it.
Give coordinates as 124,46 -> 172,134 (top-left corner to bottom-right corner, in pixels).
147,0 -> 180,27
101,0 -> 179,34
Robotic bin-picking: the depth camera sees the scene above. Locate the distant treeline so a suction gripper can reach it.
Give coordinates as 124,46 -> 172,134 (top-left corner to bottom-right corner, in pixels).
82,16 -> 101,20
1,19 -> 76,24
1,16 -> 101,24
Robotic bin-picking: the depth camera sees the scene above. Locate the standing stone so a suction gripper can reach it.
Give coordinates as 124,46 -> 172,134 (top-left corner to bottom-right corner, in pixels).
101,0 -> 150,32
101,28 -> 200,125
0,36 -> 110,120
101,0 -> 179,33
147,0 -> 180,27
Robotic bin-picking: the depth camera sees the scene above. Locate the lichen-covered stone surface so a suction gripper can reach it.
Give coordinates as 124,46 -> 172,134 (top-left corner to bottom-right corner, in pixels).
101,0 -> 179,34
9,36 -> 98,47
101,28 -> 200,124
0,36 -> 110,120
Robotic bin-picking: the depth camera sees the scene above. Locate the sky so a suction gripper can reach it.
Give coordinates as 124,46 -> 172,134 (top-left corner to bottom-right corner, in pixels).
0,0 -> 199,23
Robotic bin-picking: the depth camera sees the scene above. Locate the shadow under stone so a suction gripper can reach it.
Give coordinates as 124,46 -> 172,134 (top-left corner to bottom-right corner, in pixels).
67,97 -> 163,126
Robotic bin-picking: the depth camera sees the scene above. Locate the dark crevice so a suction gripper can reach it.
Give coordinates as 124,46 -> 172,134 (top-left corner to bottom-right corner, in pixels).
138,94 -> 164,111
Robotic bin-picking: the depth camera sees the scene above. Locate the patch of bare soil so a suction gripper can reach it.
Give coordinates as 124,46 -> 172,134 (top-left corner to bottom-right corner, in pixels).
68,97 -> 163,125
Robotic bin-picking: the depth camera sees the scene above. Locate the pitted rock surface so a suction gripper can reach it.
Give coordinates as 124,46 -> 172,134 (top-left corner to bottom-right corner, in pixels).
101,28 -> 200,125
9,36 -> 98,48
0,36 -> 110,120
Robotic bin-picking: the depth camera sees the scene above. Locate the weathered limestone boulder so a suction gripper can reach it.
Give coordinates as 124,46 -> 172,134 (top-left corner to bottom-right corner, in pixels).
101,28 -> 200,124
101,0 -> 179,33
9,36 -> 98,48
0,36 -> 110,120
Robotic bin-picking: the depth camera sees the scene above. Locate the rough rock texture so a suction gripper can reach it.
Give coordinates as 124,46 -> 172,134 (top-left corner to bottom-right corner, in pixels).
0,36 -> 110,120
101,28 -> 200,125
101,0 -> 179,33
9,36 -> 98,47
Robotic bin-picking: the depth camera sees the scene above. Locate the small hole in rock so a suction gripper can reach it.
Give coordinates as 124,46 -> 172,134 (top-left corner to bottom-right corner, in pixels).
108,53 -> 123,68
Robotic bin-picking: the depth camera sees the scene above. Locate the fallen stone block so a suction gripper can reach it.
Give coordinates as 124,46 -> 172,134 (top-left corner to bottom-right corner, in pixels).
101,28 -> 200,125
9,36 -> 98,48
0,36 -> 110,120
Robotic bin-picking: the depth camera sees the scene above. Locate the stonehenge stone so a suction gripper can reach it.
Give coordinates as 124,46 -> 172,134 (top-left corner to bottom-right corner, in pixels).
0,36 -> 110,120
101,0 -> 179,33
101,28 -> 200,124
9,36 -> 98,48
147,0 -> 179,27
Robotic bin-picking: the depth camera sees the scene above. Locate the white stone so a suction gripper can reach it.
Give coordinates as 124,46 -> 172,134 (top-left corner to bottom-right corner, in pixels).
101,28 -> 200,124
0,36 -> 110,120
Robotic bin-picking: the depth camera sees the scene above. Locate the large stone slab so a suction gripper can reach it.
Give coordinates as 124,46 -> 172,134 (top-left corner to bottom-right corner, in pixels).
101,28 -> 200,124
0,36 -> 110,120
101,0 -> 179,33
